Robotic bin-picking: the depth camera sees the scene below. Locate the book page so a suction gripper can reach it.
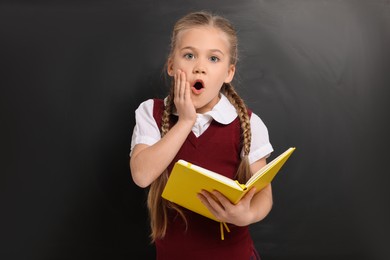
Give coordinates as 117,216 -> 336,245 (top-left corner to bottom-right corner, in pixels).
245,161 -> 272,186
245,147 -> 295,187
178,160 -> 242,190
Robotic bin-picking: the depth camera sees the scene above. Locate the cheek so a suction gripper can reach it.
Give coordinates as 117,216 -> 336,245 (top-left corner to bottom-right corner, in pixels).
175,60 -> 188,70
168,56 -> 180,75
169,61 -> 181,74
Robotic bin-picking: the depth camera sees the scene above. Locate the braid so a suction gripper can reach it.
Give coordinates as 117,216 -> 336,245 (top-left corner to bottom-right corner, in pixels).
222,83 -> 251,155
222,83 -> 252,183
161,89 -> 175,137
147,86 -> 172,241
147,84 -> 188,242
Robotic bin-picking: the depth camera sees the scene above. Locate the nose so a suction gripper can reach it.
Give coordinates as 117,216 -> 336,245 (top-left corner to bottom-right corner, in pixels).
193,62 -> 206,74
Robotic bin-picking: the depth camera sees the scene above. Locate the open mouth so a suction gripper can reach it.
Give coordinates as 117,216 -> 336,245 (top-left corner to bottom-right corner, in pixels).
191,80 -> 205,94
193,81 -> 204,90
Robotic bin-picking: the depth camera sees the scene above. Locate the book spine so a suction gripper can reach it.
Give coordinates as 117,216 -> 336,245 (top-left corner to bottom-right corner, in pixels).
234,180 -> 247,191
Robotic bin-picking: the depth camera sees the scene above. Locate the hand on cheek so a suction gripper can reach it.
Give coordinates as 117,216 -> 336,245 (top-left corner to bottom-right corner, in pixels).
174,69 -> 188,101
173,70 -> 196,123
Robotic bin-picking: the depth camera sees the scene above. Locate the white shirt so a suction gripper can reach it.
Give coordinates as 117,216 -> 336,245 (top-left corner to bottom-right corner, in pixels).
130,94 -> 273,164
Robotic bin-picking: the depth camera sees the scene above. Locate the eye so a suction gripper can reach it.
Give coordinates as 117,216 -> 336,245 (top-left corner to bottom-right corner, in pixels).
184,53 -> 195,60
210,56 -> 220,63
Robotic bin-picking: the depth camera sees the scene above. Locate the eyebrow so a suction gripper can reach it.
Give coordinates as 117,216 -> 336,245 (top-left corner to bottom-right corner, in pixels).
180,46 -> 225,56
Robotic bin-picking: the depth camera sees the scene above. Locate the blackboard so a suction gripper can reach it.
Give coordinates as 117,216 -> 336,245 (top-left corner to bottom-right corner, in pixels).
1,1 -> 389,259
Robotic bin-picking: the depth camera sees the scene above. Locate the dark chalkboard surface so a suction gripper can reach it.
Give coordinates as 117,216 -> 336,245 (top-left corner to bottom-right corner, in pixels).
1,1 -> 389,259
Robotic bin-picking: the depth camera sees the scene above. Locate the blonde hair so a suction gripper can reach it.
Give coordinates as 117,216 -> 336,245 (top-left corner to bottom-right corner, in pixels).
147,11 -> 252,242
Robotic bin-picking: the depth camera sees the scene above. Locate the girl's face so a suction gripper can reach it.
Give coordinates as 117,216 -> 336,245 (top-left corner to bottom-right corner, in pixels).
167,26 -> 235,113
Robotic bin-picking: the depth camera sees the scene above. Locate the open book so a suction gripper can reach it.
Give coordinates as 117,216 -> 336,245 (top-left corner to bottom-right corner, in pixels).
162,147 -> 296,222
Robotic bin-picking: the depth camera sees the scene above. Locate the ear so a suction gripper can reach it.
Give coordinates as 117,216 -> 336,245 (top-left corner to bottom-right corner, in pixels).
224,64 -> 236,83
167,58 -> 174,76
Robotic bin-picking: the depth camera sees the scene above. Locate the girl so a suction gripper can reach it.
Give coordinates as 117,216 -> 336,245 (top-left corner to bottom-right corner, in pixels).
130,11 -> 273,260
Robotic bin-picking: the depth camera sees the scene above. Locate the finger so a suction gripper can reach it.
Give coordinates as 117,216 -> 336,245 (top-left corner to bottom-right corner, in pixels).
174,69 -> 180,100
240,187 -> 257,204
197,192 -> 209,206
179,70 -> 187,99
197,193 -> 222,221
212,190 -> 231,206
197,192 -> 223,220
184,80 -> 191,101
200,190 -> 224,210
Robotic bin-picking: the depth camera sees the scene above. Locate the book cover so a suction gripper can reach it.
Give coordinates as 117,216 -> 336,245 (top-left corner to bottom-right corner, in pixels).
161,147 -> 296,222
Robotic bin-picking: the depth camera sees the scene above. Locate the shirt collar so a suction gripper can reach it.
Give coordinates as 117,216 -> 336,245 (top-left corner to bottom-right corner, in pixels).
204,94 -> 237,125
166,93 -> 237,125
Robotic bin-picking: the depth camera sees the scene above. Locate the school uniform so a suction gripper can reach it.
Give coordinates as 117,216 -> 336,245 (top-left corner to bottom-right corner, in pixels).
130,93 -> 273,260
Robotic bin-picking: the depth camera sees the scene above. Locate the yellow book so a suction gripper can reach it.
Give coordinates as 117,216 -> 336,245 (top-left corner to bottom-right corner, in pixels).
162,147 -> 296,222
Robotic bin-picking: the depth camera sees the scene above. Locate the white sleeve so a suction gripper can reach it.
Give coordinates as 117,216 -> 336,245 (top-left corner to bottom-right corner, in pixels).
247,112 -> 274,164
130,99 -> 161,156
